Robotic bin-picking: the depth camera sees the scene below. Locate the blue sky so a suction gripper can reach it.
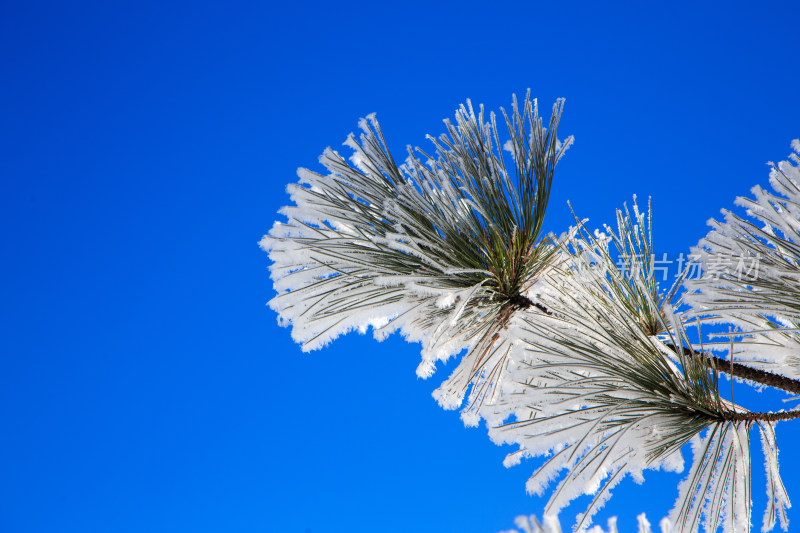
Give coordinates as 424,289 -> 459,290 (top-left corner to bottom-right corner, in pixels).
2,2 -> 800,532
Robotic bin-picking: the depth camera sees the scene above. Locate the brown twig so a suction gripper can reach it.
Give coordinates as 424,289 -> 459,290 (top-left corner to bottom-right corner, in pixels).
663,343 -> 800,396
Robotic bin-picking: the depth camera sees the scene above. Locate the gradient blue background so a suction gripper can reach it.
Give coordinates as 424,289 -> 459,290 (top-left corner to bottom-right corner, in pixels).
2,2 -> 800,532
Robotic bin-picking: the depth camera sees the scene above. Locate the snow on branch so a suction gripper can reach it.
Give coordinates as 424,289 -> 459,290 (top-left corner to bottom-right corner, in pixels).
262,92 -> 572,414
684,140 -> 800,381
500,513 -> 671,533
263,93 -> 795,533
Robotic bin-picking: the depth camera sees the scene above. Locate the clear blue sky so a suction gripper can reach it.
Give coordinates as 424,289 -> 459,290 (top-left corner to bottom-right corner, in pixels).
2,2 -> 799,532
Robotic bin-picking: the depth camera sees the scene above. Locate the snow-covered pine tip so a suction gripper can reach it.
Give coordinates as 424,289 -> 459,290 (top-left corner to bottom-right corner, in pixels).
261,91 -> 572,417
683,140 -> 800,381
499,513 -> 671,533
263,104 -> 794,532
478,200 -> 788,533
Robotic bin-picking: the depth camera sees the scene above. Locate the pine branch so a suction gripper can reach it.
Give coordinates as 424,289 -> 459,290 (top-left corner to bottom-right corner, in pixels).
525,296 -> 800,397
266,90 -> 798,533
507,293 -> 551,315
518,300 -> 800,422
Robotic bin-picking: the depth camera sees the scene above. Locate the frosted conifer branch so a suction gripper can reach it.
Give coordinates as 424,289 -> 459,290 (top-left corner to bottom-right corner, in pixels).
263,94 -> 795,532
684,140 -> 800,381
500,513 -> 671,533
262,92 -> 572,416
479,203 -> 787,532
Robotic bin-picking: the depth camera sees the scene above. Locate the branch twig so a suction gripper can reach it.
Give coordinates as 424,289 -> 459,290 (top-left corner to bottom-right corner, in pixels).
663,342 -> 800,395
